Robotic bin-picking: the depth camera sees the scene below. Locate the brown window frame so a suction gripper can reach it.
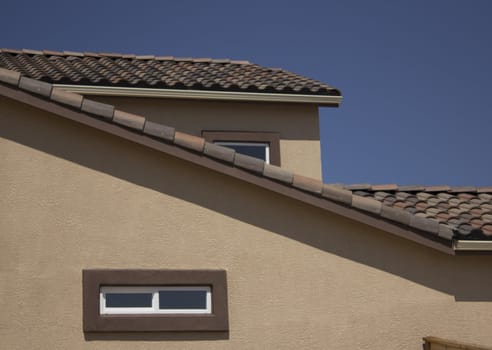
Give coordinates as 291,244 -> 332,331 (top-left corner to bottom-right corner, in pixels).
202,131 -> 281,166
83,269 -> 228,332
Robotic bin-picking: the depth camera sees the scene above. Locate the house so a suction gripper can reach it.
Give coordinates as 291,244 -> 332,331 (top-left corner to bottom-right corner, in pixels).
1,48 -> 492,350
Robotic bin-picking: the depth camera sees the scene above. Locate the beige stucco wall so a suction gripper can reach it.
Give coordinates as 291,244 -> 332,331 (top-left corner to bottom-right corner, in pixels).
91,96 -> 322,179
2,97 -> 492,350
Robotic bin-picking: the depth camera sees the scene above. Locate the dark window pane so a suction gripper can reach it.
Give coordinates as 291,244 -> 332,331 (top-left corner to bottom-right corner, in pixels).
106,293 -> 152,307
159,290 -> 207,309
219,144 -> 267,161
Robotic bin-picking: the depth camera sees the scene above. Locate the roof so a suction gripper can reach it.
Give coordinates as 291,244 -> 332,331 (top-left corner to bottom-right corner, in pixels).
1,66 -> 491,255
0,48 -> 340,97
344,184 -> 492,239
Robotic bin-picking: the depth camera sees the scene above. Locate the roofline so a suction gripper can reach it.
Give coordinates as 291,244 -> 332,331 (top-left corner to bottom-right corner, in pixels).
0,82 -> 455,255
454,240 -> 492,251
53,84 -> 342,107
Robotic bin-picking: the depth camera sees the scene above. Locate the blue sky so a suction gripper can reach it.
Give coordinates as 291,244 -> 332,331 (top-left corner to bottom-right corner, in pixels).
2,1 -> 491,186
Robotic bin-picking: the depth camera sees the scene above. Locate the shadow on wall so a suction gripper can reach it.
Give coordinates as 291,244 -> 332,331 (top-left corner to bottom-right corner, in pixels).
1,97 -> 491,305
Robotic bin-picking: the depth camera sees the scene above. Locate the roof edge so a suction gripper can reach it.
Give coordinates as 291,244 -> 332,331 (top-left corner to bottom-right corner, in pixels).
0,67 -> 463,254
53,84 -> 342,106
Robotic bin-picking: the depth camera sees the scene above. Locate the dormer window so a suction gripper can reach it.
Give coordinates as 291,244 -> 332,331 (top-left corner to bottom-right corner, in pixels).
202,131 -> 280,165
215,141 -> 270,163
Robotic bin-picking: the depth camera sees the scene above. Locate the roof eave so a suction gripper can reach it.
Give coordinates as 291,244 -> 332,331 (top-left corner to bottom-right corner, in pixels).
53,84 -> 342,107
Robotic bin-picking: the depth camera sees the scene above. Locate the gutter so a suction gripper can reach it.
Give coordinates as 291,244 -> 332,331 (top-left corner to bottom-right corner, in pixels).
454,240 -> 492,251
53,84 -> 342,106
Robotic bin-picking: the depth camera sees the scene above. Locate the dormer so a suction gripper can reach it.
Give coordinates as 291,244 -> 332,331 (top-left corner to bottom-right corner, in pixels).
0,50 -> 341,179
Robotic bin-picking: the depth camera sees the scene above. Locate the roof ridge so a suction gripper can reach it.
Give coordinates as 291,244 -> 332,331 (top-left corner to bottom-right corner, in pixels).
1,66 -> 480,247
0,48 -> 252,65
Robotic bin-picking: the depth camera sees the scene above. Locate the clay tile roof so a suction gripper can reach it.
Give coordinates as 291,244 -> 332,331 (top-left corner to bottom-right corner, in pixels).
1,65 -> 491,253
0,48 -> 340,96
343,184 -> 492,240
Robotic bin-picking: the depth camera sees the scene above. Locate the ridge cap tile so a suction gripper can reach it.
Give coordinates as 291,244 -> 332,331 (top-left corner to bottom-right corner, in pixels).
113,109 -> 146,131
50,88 -> 84,109
321,185 -> 352,206
292,174 -> 323,194
410,215 -> 440,235
19,76 -> 52,97
352,195 -> 382,215
380,205 -> 411,226
0,67 -> 21,85
174,131 -> 205,153
438,224 -> 455,240
83,52 -> 100,57
477,187 -> 492,193
397,185 -> 425,192
42,50 -> 64,56
143,121 -> 175,142
263,163 -> 294,185
203,142 -> 235,164
63,51 -> 84,57
449,186 -> 477,193
425,185 -> 451,192
370,184 -> 398,191
345,184 -> 371,190
135,55 -> 155,60
99,52 -> 124,57
233,153 -> 265,174
1,48 -> 22,54
81,99 -> 114,120
22,49 -> 43,55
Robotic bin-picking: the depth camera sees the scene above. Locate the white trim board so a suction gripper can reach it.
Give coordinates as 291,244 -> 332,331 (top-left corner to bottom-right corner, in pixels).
53,84 -> 342,106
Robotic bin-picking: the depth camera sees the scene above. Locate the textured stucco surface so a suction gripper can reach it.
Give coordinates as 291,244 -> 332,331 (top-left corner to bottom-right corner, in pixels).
2,97 -> 492,350
92,96 -> 323,179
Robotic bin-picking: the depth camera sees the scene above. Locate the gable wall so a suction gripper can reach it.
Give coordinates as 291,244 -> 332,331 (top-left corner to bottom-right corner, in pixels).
91,96 -> 323,179
1,97 -> 492,350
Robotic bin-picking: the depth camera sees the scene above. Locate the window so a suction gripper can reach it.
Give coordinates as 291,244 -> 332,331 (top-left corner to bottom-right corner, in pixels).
100,286 -> 212,314
83,269 -> 228,332
202,131 -> 281,166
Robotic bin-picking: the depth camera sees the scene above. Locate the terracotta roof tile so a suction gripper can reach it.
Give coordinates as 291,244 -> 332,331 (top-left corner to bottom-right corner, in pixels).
352,196 -> 382,215
322,185 -> 352,206
204,142 -> 236,164
381,205 -> 411,226
233,153 -> 265,174
292,174 -> 323,194
482,224 -> 492,236
19,76 -> 52,97
341,184 -> 492,240
50,88 -> 83,109
263,163 -> 294,185
81,99 -> 114,119
0,49 -> 340,96
482,214 -> 492,223
370,184 -> 398,191
174,131 -> 205,153
425,185 -> 451,192
143,121 -> 175,142
113,110 -> 145,131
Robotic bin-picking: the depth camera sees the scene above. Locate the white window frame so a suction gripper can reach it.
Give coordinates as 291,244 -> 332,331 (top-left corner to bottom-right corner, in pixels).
215,141 -> 270,163
100,286 -> 212,315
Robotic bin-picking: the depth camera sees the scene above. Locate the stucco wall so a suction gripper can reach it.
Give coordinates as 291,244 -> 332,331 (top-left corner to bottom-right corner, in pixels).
1,97 -> 492,350
91,96 -> 323,179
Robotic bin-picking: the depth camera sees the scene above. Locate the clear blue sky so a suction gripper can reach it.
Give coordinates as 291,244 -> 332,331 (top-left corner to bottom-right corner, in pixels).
2,0 -> 491,186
